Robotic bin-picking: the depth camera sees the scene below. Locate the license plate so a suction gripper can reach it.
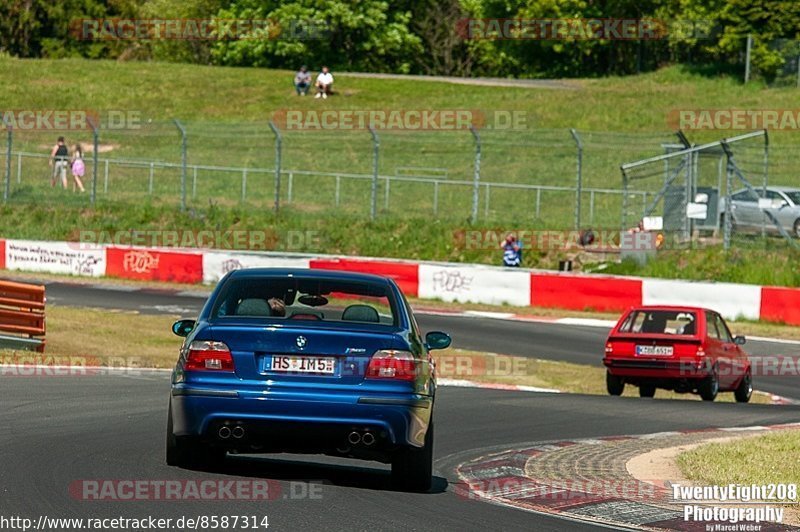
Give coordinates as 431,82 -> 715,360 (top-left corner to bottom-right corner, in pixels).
636,345 -> 674,356
270,355 -> 336,374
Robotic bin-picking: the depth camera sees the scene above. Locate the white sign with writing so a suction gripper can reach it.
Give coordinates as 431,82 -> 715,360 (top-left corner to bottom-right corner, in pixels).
5,240 -> 106,277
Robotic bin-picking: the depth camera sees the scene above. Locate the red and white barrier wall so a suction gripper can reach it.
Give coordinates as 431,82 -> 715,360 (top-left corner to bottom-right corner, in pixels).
1,238 -> 799,326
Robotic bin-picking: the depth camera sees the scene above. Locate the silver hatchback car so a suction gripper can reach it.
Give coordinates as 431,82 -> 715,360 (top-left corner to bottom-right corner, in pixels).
721,186 -> 800,238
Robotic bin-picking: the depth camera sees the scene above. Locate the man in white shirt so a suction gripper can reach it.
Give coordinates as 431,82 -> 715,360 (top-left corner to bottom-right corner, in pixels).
315,66 -> 334,99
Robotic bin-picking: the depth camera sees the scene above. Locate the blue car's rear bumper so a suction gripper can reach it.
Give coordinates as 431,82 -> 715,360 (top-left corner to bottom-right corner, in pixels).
170,383 -> 433,449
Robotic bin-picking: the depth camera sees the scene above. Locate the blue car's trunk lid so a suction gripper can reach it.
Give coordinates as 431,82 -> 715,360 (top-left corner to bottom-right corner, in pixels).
209,323 -> 401,385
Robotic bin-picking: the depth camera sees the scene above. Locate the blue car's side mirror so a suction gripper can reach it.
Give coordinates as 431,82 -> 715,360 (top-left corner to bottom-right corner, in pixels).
425,331 -> 451,351
172,319 -> 196,337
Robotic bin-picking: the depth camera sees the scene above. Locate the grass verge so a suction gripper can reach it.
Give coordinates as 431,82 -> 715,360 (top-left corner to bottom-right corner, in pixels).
4,57 -> 800,287
677,430 -> 800,522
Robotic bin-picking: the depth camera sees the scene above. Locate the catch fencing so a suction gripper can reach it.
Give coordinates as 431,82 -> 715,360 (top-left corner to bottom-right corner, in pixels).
0,121 -> 678,229
621,130 -> 799,252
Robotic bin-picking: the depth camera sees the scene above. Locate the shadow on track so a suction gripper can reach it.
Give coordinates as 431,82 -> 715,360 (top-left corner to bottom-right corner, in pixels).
178,454 -> 449,494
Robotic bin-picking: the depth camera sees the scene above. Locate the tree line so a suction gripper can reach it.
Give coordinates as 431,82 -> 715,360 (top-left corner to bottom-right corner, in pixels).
2,0 -> 799,80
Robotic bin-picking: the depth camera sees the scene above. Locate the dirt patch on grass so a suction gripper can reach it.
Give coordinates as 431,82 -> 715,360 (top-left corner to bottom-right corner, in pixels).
37,143 -> 119,153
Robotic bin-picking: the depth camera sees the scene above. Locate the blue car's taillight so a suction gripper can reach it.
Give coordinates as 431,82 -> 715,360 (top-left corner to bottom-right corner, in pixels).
185,341 -> 234,372
366,350 -> 418,381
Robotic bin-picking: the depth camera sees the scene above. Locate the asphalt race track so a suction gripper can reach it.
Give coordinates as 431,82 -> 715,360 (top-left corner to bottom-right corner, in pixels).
3,280 -> 800,531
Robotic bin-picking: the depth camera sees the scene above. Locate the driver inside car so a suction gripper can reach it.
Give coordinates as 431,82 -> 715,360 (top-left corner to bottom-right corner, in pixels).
267,297 -> 286,317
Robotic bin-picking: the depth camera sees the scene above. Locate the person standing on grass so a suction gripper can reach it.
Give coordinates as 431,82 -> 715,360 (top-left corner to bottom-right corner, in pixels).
70,144 -> 86,192
315,66 -> 334,99
50,136 -> 69,188
294,65 -> 311,95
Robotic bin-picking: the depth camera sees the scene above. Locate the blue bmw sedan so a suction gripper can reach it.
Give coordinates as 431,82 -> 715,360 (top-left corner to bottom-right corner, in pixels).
166,268 -> 451,491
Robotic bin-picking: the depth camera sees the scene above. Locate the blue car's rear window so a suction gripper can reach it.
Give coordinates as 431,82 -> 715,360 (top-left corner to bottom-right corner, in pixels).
210,276 -> 398,327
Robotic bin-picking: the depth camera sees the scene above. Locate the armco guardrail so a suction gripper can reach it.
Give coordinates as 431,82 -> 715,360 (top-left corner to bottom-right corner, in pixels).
0,238 -> 798,326
0,279 -> 46,352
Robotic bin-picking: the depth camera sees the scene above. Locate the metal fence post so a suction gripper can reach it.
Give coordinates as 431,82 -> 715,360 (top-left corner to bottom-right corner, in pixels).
149,163 -> 154,195
744,34 -> 752,84
269,121 -> 282,214
288,172 -> 293,204
723,152 -> 733,250
173,119 -> 187,211
368,126 -> 379,220
761,129 -> 769,240
570,128 -> 583,230
86,117 -> 99,205
469,125 -> 481,224
4,122 -> 11,203
104,160 -> 109,194
621,167 -> 629,231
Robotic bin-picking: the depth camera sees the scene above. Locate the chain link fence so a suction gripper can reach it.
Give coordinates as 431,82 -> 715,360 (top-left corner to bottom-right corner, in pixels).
3,120 -> 799,251
621,130 -> 799,253
0,121 -> 680,229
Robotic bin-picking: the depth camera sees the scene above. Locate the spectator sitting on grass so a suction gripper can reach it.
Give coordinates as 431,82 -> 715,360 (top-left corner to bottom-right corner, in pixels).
314,66 -> 334,99
501,233 -> 522,267
294,65 -> 311,96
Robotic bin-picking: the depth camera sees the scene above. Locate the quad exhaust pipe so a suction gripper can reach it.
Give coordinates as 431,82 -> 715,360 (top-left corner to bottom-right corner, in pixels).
218,426 -> 232,439
347,431 -> 361,445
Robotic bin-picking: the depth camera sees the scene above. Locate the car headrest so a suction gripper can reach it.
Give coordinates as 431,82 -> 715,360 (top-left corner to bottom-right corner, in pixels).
341,304 -> 379,323
641,316 -> 666,333
236,298 -> 272,316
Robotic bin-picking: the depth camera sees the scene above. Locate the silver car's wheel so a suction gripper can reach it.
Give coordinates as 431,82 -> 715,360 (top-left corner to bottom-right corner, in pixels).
794,219 -> 800,239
